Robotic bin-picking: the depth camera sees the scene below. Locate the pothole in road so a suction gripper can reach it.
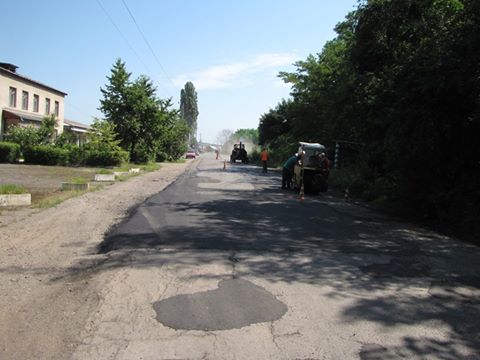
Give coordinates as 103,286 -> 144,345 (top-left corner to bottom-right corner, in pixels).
152,278 -> 288,331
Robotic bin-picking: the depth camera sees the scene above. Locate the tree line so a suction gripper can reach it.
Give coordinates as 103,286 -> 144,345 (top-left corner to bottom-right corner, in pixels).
1,59 -> 197,167
100,59 -> 192,163
258,0 -> 480,238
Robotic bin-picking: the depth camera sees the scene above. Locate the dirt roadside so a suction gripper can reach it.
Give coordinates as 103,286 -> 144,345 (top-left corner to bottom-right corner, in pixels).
0,161 -> 192,360
0,164 -> 109,206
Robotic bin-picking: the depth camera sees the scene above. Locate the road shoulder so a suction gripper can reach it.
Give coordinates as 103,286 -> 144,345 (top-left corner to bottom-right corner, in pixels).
0,161 -> 192,360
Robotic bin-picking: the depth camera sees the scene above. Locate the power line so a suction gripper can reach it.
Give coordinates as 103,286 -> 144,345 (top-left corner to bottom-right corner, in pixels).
95,0 -> 170,94
120,0 -> 177,89
95,0 -> 152,73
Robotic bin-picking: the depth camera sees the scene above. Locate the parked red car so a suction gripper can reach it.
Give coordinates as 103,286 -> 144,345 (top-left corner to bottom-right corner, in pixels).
185,150 -> 196,159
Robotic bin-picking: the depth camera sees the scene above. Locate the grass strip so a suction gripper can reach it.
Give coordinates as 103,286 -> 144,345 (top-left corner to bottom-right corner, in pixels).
0,184 -> 27,194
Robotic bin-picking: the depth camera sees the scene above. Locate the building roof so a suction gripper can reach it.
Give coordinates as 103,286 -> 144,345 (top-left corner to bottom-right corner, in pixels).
64,118 -> 90,129
64,118 -> 90,133
0,64 -> 67,96
2,108 -> 45,123
0,63 -> 18,72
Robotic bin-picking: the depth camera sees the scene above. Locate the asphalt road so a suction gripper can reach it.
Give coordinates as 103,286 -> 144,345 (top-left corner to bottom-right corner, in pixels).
73,153 -> 480,359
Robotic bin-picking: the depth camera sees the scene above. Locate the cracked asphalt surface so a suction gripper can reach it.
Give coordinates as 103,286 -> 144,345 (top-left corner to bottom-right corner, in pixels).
2,154 -> 478,359
71,153 -> 480,359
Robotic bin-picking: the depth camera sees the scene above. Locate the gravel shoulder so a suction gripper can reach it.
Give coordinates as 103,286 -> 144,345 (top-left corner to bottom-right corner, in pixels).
0,161 -> 192,360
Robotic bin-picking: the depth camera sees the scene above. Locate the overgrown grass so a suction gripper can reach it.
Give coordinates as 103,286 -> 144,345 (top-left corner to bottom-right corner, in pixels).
69,177 -> 88,184
329,167 -> 362,193
329,166 -> 399,212
113,162 -> 160,173
112,162 -> 161,181
96,168 -> 113,174
7,162 -> 163,209
112,164 -> 131,172
33,185 -> 104,209
0,184 -> 27,194
34,190 -> 84,209
137,163 -> 161,172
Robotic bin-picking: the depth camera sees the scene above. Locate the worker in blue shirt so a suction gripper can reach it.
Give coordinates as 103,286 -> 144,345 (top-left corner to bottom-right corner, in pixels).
282,153 -> 301,189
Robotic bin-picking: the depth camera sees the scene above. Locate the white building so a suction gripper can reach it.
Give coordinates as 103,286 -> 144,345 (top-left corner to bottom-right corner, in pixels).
0,62 -> 67,140
63,118 -> 90,146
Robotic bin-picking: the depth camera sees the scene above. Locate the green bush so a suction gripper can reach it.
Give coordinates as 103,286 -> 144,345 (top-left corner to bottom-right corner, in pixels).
132,143 -> 155,164
160,139 -> 188,161
0,142 -> 21,163
4,125 -> 40,152
265,134 -> 298,168
84,149 -> 129,167
249,149 -> 260,165
329,166 -> 372,198
156,151 -> 168,162
329,167 -> 360,192
54,131 -> 77,147
67,146 -> 84,166
23,145 -> 69,165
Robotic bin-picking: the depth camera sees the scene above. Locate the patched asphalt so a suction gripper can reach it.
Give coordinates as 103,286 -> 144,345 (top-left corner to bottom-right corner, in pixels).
93,154 -> 480,359
152,278 -> 288,331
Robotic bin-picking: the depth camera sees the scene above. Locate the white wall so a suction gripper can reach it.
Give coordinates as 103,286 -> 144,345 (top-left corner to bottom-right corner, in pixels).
0,72 -> 65,134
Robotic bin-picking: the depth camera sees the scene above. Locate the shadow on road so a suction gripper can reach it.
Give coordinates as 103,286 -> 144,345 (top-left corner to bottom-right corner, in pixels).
73,164 -> 480,358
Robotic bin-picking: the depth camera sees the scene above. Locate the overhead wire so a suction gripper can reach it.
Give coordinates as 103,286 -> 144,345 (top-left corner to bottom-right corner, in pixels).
120,0 -> 177,89
95,0 -> 172,96
67,0 -> 175,123
95,0 -> 152,74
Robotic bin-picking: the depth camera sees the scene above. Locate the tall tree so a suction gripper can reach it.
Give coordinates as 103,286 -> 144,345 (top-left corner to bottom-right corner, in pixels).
258,99 -> 293,145
100,59 -> 167,161
261,0 -> 480,236
99,59 -> 190,162
86,118 -> 122,152
231,128 -> 259,145
124,75 -> 162,160
179,82 -> 199,143
99,58 -> 132,150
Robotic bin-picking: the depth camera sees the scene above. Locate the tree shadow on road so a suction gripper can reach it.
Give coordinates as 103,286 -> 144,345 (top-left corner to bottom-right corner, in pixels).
80,166 -> 480,358
348,291 -> 480,359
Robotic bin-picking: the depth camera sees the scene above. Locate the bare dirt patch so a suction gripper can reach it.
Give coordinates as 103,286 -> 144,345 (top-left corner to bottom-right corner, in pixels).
0,164 -> 103,205
0,160 -> 193,360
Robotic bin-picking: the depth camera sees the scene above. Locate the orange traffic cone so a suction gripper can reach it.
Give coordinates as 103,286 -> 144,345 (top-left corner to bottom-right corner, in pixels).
299,183 -> 305,201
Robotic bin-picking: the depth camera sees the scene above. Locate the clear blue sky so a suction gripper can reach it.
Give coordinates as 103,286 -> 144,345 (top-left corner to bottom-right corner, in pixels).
3,0 -> 358,143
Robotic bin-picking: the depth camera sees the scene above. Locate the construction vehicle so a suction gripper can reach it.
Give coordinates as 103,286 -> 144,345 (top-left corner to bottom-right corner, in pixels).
230,142 -> 248,164
292,142 -> 329,194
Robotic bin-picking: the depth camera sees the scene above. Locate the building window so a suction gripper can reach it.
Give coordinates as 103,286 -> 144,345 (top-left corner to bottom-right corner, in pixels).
45,98 -> 51,114
54,101 -> 59,117
9,87 -> 17,107
33,95 -> 39,112
22,91 -> 29,110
